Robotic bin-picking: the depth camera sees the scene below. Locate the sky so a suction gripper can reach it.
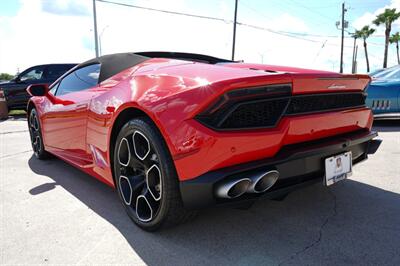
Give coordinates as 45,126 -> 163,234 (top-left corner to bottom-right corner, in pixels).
0,0 -> 399,75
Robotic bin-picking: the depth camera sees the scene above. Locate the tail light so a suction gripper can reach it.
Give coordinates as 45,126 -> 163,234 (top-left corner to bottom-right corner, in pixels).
196,84 -> 366,131
195,84 -> 292,130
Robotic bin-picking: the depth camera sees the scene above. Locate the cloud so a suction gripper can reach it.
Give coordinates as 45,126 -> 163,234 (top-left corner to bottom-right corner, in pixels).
95,1 -> 330,72
270,13 -> 309,32
353,12 -> 376,31
41,0 -> 90,16
353,0 -> 400,30
0,0 -> 93,74
1,0 -> 397,75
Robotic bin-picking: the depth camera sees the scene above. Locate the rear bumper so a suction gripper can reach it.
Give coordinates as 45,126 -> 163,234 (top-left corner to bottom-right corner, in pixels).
172,108 -> 373,181
373,112 -> 400,120
179,130 -> 380,209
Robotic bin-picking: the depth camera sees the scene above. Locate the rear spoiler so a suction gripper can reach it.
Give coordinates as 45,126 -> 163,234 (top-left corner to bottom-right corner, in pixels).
290,73 -> 371,94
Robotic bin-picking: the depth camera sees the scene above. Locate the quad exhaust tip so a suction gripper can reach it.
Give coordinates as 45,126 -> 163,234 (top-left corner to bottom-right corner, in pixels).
247,170 -> 279,193
215,170 -> 280,199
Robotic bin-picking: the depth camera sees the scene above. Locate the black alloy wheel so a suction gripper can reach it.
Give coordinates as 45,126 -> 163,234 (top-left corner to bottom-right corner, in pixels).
28,108 -> 49,160
113,117 -> 195,231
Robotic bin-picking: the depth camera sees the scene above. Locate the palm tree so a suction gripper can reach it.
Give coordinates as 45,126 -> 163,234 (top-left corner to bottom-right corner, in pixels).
389,32 -> 400,64
373,8 -> 400,68
354,26 -> 376,72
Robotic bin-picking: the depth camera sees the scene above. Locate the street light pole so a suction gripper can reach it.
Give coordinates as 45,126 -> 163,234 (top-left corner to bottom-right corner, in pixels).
99,25 -> 109,56
93,0 -> 99,58
231,0 -> 238,61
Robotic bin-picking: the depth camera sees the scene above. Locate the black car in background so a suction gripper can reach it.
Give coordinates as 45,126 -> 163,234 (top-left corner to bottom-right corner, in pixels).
0,64 -> 76,110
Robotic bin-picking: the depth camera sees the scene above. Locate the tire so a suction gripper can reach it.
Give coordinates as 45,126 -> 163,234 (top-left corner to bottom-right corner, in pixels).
28,108 -> 50,160
113,117 -> 196,231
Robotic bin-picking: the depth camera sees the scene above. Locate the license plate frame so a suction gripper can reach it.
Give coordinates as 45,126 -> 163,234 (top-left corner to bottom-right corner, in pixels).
324,151 -> 352,186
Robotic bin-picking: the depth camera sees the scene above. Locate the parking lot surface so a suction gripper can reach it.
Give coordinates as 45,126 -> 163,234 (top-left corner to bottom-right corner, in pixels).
1,118 -> 400,265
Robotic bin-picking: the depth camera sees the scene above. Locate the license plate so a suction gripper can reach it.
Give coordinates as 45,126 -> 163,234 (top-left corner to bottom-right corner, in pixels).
324,151 -> 352,186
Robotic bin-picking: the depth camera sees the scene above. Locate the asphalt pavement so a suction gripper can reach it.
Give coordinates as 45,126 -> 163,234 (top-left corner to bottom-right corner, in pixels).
1,117 -> 399,265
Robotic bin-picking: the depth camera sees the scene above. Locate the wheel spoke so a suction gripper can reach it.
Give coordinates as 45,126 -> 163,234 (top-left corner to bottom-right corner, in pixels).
32,136 -> 37,149
130,174 -> 146,194
29,128 -> 36,142
30,113 -> 38,131
146,164 -> 162,201
36,136 -> 41,152
34,136 -> 41,152
29,113 -> 35,129
34,119 -> 39,131
129,156 -> 146,169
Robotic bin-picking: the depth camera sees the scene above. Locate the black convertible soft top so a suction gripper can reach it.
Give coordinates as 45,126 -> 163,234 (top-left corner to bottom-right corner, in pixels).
136,52 -> 232,64
77,52 -> 232,83
78,53 -> 149,83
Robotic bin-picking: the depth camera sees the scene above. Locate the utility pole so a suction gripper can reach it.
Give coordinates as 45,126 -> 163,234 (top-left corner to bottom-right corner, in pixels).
231,0 -> 238,61
93,0 -> 99,58
339,2 -> 347,73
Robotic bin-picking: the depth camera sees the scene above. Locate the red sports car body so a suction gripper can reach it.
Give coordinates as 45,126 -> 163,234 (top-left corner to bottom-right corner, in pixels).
27,52 -> 381,230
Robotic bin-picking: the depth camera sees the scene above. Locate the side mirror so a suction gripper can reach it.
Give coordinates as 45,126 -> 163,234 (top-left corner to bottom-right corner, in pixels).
27,84 -> 49,97
26,84 -> 73,105
14,76 -> 21,83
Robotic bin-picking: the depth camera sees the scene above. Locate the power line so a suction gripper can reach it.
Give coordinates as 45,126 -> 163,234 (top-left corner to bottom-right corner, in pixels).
238,22 -> 353,48
97,0 -> 371,40
239,1 -> 339,38
96,0 -> 229,23
241,0 -> 331,27
369,41 -> 385,46
237,22 -> 320,43
96,0 -> 354,48
240,0 -> 386,40
282,0 -> 338,22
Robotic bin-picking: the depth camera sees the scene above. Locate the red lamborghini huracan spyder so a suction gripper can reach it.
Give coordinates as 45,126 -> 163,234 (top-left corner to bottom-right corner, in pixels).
27,52 -> 381,231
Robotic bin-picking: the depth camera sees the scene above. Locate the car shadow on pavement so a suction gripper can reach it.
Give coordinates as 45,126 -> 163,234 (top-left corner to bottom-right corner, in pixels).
372,120 -> 400,132
0,115 -> 27,123
28,156 -> 400,266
